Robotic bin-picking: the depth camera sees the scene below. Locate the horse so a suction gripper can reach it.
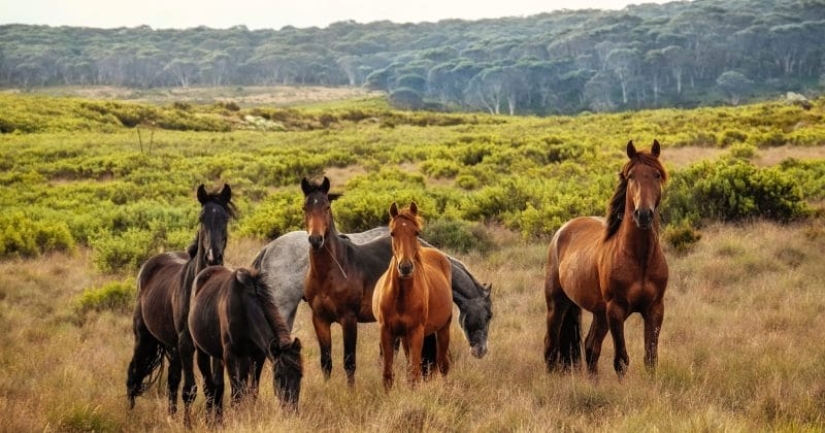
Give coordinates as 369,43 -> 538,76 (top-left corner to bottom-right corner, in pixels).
300,176 -> 396,386
250,227 -> 492,359
189,266 -> 303,421
373,202 -> 453,390
544,140 -> 668,379
126,183 -> 234,427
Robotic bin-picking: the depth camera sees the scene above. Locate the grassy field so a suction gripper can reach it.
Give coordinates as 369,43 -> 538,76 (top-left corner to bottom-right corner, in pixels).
1,220 -> 824,432
1,88 -> 824,431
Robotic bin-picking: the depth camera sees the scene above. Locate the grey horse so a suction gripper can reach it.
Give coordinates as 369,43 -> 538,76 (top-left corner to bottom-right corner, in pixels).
251,227 -> 492,359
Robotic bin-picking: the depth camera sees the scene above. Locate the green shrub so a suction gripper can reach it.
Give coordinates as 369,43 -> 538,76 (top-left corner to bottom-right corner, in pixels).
0,212 -> 75,258
664,222 -> 702,254
74,280 -> 134,315
663,158 -> 808,227
237,191 -> 304,239
423,219 -> 493,254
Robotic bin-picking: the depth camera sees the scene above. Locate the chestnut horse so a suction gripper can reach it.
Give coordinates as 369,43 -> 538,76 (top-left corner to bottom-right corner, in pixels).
373,202 -> 453,390
301,176 -> 392,386
126,184 -> 234,426
189,266 -> 303,421
544,140 -> 668,378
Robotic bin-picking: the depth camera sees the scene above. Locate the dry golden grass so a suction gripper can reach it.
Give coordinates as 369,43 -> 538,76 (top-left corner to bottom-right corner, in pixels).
1,220 -> 825,432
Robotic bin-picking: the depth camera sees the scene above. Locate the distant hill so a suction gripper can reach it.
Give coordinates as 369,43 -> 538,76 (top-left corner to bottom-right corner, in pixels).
1,0 -> 823,115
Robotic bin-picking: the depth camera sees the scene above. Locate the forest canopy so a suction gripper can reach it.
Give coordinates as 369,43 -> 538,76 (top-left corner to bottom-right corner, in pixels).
1,0 -> 824,115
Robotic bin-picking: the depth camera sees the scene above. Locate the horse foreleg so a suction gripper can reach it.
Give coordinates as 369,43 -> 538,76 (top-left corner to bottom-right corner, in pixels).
435,321 -> 451,377
607,301 -> 630,378
311,314 -> 333,381
643,301 -> 664,373
341,315 -> 358,387
379,325 -> 395,391
407,325 -> 425,385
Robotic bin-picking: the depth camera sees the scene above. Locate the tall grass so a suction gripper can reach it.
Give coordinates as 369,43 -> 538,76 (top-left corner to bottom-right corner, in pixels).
0,221 -> 823,431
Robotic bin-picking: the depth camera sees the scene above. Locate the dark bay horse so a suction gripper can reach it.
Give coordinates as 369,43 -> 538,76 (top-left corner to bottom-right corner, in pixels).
544,140 -> 669,378
189,266 -> 303,421
126,184 -> 234,426
301,176 -> 393,386
250,227 -> 492,359
373,202 -> 453,390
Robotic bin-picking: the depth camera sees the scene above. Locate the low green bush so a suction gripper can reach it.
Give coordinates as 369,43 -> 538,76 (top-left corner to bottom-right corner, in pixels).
74,279 -> 134,315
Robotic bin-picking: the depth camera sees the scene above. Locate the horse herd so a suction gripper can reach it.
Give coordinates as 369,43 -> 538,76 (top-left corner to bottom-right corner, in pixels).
125,140 -> 668,426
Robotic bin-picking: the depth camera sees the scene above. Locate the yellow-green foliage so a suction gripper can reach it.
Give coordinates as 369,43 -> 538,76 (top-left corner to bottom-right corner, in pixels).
74,279 -> 134,316
1,94 -> 824,269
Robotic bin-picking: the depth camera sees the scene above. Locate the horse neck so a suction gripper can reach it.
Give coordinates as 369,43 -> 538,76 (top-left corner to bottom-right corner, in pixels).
183,230 -> 211,293
308,220 -> 346,276
616,209 -> 662,265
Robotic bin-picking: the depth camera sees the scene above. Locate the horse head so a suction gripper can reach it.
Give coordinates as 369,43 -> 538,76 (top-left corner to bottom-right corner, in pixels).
196,183 -> 235,266
271,338 -> 303,412
301,176 -> 342,251
388,201 -> 423,279
622,140 -> 667,231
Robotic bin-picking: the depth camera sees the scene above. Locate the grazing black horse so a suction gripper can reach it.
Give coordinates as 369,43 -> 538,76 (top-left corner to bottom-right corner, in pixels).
126,184 -> 234,427
189,266 -> 303,421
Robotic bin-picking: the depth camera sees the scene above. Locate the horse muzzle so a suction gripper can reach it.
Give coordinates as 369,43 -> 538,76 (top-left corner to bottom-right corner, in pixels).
633,207 -> 654,230
397,261 -> 414,278
471,342 -> 488,359
308,234 -> 324,250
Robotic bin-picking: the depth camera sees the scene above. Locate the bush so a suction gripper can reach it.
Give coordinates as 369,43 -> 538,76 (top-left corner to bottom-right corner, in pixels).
663,222 -> 702,254
423,219 -> 493,254
74,280 -> 134,315
663,158 -> 809,227
0,212 -> 75,258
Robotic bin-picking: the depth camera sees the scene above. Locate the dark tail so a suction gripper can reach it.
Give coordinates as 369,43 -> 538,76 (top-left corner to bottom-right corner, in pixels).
558,306 -> 582,371
126,319 -> 165,408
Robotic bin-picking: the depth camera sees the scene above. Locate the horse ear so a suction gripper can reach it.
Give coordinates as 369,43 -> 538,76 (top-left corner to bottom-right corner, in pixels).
626,140 -> 637,159
291,337 -> 301,351
651,139 -> 661,157
197,184 -> 208,204
410,201 -> 418,216
321,177 -> 330,193
300,178 -> 312,196
219,183 -> 232,203
389,202 -> 399,218
484,283 -> 493,299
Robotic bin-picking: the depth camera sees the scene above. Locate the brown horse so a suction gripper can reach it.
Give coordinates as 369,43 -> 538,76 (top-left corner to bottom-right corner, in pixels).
189,266 -> 303,421
544,140 -> 668,378
301,176 -> 394,386
373,202 -> 453,390
126,184 -> 234,426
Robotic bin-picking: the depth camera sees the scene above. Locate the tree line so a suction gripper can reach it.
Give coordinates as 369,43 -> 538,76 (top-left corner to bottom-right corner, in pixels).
1,0 -> 824,114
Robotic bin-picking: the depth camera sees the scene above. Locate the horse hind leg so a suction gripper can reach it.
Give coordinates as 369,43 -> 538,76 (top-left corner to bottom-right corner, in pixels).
558,304 -> 582,372
341,316 -> 358,387
584,305 -> 609,379
178,333 -> 198,428
166,349 -> 182,416
435,322 -> 451,377
544,287 -> 579,373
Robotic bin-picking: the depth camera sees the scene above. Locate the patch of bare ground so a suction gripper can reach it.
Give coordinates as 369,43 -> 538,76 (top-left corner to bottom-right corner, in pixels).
664,145 -> 825,168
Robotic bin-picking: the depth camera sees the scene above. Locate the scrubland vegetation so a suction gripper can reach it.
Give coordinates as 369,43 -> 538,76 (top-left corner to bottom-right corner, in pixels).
0,91 -> 824,431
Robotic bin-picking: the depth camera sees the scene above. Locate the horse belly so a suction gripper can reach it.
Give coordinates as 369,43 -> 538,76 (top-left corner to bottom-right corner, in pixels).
140,284 -> 178,346
557,249 -> 602,311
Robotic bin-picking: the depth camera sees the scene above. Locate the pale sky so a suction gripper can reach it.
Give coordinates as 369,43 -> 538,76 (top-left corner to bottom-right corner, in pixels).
1,0 -> 676,30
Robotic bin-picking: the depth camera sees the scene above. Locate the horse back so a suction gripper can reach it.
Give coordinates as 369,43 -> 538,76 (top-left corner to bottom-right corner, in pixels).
136,251 -> 188,346
548,217 -> 606,311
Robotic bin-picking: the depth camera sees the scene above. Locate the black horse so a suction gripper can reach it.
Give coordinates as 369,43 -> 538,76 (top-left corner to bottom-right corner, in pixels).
126,184 -> 234,427
189,266 -> 303,421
